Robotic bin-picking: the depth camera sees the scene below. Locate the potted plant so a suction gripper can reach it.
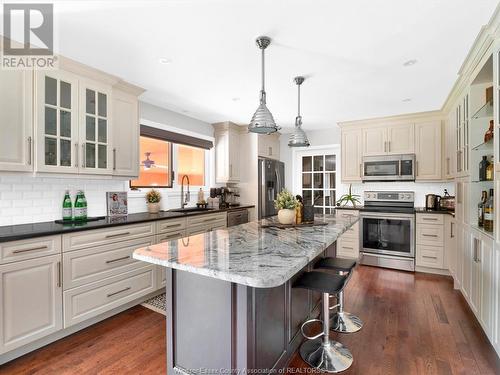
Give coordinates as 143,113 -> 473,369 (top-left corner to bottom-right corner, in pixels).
274,189 -> 298,225
145,189 -> 162,214
336,184 -> 361,207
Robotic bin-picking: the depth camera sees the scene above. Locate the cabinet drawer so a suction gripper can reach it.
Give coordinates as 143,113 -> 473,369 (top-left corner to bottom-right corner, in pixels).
62,223 -> 155,252
63,236 -> 155,289
416,245 -> 444,269
63,265 -> 156,327
416,214 -> 444,225
187,212 -> 227,227
341,222 -> 359,240
336,209 -> 359,219
0,235 -> 61,264
417,224 -> 444,246
156,231 -> 185,243
156,218 -> 186,234
337,238 -> 359,259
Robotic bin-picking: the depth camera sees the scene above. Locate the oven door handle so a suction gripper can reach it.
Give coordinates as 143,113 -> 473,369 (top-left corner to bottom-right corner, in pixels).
360,212 -> 415,220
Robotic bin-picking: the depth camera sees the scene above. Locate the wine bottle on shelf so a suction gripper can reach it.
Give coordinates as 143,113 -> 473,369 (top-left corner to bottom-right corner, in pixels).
479,156 -> 490,181
483,189 -> 494,232
484,119 -> 494,143
486,157 -> 494,181
478,191 -> 487,227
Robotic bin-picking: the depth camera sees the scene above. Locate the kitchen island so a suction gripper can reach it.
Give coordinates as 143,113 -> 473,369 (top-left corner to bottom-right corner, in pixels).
133,214 -> 358,373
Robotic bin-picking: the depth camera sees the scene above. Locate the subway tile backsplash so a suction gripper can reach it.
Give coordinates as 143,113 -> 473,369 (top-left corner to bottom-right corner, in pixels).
0,175 -> 212,226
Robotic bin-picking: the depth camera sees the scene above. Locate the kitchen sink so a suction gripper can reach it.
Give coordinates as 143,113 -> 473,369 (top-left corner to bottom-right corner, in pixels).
167,207 -> 214,213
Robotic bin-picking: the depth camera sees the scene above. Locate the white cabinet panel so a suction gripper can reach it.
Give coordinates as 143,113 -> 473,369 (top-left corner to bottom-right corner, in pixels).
341,128 -> 362,182
480,239 -> 494,337
445,215 -> 457,276
415,120 -> 442,180
112,89 -> 139,177
362,126 -> 386,156
63,265 -> 155,327
0,235 -> 61,265
0,70 -> 33,172
387,123 -> 414,154
0,255 -> 62,354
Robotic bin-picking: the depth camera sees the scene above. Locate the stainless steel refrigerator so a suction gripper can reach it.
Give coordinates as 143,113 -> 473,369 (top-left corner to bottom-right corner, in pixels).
258,158 -> 285,219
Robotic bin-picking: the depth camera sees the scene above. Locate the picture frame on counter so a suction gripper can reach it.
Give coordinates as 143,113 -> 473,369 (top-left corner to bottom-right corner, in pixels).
106,192 -> 128,216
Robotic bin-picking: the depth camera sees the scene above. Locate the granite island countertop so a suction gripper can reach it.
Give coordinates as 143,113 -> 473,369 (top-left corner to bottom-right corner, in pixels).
0,205 -> 255,243
133,214 -> 359,288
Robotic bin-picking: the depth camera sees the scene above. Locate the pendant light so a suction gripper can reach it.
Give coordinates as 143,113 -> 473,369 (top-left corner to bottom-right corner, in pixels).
288,76 -> 310,147
248,36 -> 280,134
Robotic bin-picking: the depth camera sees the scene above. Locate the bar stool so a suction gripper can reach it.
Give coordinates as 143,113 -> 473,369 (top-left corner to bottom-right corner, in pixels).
293,271 -> 353,373
315,257 -> 363,333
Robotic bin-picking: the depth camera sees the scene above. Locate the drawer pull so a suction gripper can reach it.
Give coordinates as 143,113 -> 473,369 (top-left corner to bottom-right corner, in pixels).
422,218 -> 438,221
422,255 -> 438,259
105,231 -> 131,239
341,214 -> 353,218
160,233 -> 182,241
106,255 -> 130,264
13,245 -> 48,254
164,223 -> 182,228
107,287 -> 131,298
342,246 -> 353,250
422,234 -> 438,238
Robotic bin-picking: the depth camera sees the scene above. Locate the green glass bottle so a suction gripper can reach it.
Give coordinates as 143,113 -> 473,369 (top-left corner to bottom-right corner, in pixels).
62,190 -> 73,221
74,191 -> 87,221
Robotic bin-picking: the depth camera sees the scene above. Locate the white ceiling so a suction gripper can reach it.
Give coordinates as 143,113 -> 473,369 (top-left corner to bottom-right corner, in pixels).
46,1 -> 499,131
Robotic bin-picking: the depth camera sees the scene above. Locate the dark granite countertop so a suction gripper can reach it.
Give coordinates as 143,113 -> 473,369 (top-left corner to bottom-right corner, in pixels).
0,205 -> 255,243
415,207 -> 455,216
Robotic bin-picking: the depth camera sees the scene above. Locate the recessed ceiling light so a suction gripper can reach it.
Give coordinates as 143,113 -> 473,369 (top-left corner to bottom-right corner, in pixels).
403,59 -> 417,67
159,57 -> 172,64
232,97 -> 240,102
402,98 -> 412,102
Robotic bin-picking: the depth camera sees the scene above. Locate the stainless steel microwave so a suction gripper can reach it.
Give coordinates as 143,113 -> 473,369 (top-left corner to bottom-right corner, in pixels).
362,154 -> 416,181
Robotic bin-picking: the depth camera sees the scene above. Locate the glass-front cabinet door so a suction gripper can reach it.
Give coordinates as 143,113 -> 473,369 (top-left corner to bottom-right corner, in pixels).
79,81 -> 112,174
36,71 -> 78,173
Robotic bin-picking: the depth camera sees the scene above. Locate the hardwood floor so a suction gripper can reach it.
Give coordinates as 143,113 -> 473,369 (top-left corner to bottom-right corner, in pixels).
0,265 -> 498,375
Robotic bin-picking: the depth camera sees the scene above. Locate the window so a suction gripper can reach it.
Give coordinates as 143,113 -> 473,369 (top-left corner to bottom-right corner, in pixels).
301,154 -> 337,214
130,136 -> 173,188
130,135 -> 207,189
177,144 -> 205,186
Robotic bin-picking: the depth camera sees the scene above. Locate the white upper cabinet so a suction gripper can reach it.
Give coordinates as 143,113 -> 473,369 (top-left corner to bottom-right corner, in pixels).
35,70 -> 79,174
0,56 -> 143,177
0,70 -> 33,172
415,120 -> 442,180
112,88 -> 140,177
213,122 -> 241,183
258,133 -> 280,160
386,123 -> 414,154
79,80 -> 112,175
362,126 -> 386,156
362,123 -> 414,156
341,128 -> 362,182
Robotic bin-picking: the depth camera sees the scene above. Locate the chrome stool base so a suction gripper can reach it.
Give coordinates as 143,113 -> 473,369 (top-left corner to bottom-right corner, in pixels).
330,311 -> 363,333
299,337 -> 353,373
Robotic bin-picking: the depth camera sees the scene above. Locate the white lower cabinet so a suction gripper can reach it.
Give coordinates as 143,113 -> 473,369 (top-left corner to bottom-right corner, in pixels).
416,213 -> 445,270
445,215 -> 457,278
0,255 -> 62,354
335,209 -> 360,259
63,265 -> 156,327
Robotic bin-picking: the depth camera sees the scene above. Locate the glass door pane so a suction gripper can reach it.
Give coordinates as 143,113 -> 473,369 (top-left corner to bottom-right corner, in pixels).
83,88 -> 108,170
43,74 -> 73,168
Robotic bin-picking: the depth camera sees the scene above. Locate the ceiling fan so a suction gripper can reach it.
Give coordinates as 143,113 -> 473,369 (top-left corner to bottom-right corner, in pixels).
140,152 -> 168,170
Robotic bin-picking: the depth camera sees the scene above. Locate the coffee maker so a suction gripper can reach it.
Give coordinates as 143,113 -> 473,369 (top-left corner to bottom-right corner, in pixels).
425,194 -> 441,210
224,187 -> 240,207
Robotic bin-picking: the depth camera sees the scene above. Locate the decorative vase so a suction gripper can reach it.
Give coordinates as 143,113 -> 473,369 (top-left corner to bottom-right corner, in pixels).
147,202 -> 160,214
278,209 -> 296,225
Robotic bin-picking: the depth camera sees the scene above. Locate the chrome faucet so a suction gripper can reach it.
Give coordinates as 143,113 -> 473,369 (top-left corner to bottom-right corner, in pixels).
180,175 -> 190,209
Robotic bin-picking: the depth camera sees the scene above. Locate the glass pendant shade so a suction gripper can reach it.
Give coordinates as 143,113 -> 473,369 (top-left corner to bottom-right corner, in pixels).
248,36 -> 279,134
288,76 -> 310,147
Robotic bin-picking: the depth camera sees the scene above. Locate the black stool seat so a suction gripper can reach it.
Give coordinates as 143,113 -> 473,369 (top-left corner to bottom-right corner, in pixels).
293,271 -> 347,295
315,257 -> 356,272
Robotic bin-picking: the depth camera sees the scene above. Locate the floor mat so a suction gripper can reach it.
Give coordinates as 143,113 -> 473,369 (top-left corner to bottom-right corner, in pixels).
141,293 -> 166,316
